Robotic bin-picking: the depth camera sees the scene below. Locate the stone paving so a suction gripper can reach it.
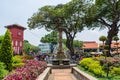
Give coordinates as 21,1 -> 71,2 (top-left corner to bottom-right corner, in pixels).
48,68 -> 77,80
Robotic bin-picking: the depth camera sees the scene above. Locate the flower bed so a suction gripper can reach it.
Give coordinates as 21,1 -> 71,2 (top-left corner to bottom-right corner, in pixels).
4,60 -> 47,80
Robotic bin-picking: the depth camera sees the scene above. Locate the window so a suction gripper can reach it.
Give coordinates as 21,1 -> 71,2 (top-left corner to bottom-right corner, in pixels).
18,32 -> 21,36
15,40 -> 18,46
20,41 -> 22,47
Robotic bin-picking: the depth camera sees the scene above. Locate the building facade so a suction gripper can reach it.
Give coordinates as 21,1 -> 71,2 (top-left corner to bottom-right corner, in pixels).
39,43 -> 51,54
82,41 -> 120,55
83,41 -> 99,53
5,24 -> 26,54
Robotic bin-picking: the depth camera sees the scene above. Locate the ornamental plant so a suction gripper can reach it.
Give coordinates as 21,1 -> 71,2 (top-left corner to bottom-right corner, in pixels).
80,58 -> 94,69
0,62 -> 9,79
15,55 -> 34,60
4,60 -> 47,80
80,58 -> 105,77
0,29 -> 13,71
12,56 -> 24,69
111,67 -> 120,76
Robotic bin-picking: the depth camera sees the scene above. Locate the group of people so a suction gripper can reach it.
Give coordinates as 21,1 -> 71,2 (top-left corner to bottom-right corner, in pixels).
33,53 -> 54,63
29,51 -> 84,64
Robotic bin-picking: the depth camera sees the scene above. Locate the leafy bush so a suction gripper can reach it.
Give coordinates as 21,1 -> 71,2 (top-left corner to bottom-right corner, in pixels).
79,57 -> 120,79
80,58 -> 105,77
111,67 -> 120,76
4,60 -> 47,80
88,61 -> 105,77
0,62 -> 9,79
12,56 -> 24,69
80,58 -> 94,69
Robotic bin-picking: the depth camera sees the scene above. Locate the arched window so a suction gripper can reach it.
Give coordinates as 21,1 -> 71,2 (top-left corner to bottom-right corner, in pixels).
20,41 -> 22,47
15,40 -> 18,46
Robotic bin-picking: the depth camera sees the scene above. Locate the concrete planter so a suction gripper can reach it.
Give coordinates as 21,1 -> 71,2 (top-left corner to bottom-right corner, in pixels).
72,67 -> 97,80
52,59 -> 70,65
36,67 -> 51,80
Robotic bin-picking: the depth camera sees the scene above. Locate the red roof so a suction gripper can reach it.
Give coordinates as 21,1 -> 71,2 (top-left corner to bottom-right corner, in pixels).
99,42 -> 120,48
83,41 -> 98,49
5,24 -> 26,30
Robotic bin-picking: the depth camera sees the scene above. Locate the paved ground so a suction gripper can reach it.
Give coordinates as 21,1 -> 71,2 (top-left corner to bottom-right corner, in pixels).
48,68 -> 77,80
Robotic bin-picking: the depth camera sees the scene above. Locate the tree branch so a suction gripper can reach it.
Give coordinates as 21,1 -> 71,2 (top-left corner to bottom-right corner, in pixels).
97,18 -> 111,27
118,24 -> 120,28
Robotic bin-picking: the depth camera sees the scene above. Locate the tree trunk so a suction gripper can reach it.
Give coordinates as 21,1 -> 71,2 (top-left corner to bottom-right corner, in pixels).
58,28 -> 63,53
66,34 -> 75,55
106,24 -> 119,57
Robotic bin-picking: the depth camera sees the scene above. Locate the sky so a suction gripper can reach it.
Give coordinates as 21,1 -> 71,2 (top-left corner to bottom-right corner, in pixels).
0,0 -> 111,46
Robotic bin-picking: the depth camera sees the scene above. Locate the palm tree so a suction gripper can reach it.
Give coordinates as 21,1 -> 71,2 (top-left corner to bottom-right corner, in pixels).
113,36 -> 119,56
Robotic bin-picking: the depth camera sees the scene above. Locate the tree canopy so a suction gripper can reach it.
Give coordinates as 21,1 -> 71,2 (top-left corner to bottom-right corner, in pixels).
40,31 -> 57,44
23,40 -> 40,55
27,0 -> 89,54
84,0 -> 120,56
40,31 -> 57,53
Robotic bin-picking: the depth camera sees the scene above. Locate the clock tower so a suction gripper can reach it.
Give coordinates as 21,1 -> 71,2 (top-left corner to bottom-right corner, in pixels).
5,24 -> 26,54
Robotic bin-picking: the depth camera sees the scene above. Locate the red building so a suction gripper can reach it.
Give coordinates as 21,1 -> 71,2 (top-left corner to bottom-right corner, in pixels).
83,41 -> 99,52
5,24 -> 26,54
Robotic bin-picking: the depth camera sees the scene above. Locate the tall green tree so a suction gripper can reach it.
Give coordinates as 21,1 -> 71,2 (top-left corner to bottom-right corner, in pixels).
24,40 -> 40,54
0,30 -> 13,71
28,0 -> 88,54
84,0 -> 120,56
40,31 -> 57,53
0,35 -> 4,47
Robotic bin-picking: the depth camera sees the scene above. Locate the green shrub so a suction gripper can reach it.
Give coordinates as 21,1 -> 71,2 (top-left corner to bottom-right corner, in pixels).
80,58 -> 105,77
12,56 -> 24,69
111,67 -> 120,76
0,62 -> 9,79
15,55 -> 34,60
80,58 -> 94,69
0,30 -> 13,71
88,61 -> 105,77
22,55 -> 34,60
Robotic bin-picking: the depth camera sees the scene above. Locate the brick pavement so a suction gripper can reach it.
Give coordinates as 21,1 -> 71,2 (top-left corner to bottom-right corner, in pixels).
48,69 -> 77,80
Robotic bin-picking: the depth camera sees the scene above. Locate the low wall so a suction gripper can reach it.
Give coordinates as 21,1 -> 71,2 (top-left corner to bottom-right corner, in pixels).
36,67 -> 51,80
72,67 -> 97,80
47,64 -> 77,69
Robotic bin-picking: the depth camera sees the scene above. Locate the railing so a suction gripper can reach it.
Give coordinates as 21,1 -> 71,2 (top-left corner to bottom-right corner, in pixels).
72,67 -> 97,80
